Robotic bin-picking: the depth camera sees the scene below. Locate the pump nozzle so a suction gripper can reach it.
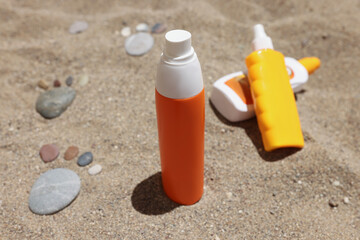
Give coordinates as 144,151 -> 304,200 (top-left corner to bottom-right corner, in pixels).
252,24 -> 274,51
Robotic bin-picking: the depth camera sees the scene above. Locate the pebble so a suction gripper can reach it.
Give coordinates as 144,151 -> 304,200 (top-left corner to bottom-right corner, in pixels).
37,80 -> 49,90
53,79 -> 61,87
77,152 -> 93,166
88,164 -> 102,175
151,23 -> 166,34
121,26 -> 131,37
136,23 -> 149,32
343,197 -> 350,204
28,168 -> 81,215
328,198 -> 338,208
65,76 -> 73,86
226,192 -> 233,199
64,146 -> 79,160
39,144 -> 59,163
36,87 -> 76,119
332,180 -> 340,186
79,75 -> 89,86
69,21 -> 88,34
125,32 -> 154,56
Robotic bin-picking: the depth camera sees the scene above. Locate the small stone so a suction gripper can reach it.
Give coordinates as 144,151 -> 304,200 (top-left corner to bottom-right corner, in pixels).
88,164 -> 102,175
36,87 -> 76,119
53,79 -> 61,87
65,76 -> 73,86
121,27 -> 131,37
343,197 -> 350,204
39,144 -> 59,163
151,23 -> 166,34
136,23 -> 149,32
37,80 -> 49,90
332,180 -> 340,186
125,32 -> 154,56
77,152 -> 93,166
226,192 -> 233,199
69,21 -> 88,34
28,168 -> 81,215
79,75 -> 89,86
64,146 -> 79,160
328,198 -> 338,208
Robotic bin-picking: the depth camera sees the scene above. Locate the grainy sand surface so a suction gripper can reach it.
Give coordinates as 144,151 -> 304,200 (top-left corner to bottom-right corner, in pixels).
0,0 -> 359,239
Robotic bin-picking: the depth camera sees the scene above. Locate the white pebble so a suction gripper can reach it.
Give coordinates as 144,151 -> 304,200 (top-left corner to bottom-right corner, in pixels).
121,27 -> 131,37
332,180 -> 340,186
136,23 -> 149,32
226,192 -> 233,199
69,21 -> 88,34
79,75 -> 89,86
343,197 -> 350,204
88,164 -> 102,175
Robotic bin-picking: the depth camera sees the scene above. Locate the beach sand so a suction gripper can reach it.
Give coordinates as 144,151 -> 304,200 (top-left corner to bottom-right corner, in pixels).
0,0 -> 359,239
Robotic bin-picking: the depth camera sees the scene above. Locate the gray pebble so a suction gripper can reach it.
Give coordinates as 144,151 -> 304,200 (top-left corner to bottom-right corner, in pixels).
151,23 -> 166,34
77,152 -> 93,166
69,21 -> 88,34
36,87 -> 76,119
28,168 -> 81,215
125,32 -> 154,56
65,76 -> 73,86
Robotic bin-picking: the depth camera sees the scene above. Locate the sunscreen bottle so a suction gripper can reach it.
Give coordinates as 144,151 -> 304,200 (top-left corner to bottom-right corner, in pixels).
245,24 -> 304,151
156,30 -> 204,205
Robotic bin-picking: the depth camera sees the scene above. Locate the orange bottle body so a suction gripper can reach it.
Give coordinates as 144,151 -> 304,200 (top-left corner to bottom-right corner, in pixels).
155,88 -> 205,205
245,49 -> 304,151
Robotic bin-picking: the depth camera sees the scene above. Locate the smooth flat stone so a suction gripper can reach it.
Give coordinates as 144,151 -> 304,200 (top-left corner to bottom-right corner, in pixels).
65,76 -> 73,86
36,87 -> 76,119
28,168 -> 81,215
79,75 -> 89,86
151,23 -> 166,34
125,32 -> 154,56
69,21 -> 88,34
40,144 -> 59,163
64,146 -> 79,160
88,164 -> 102,175
121,27 -> 131,37
77,152 -> 93,166
136,23 -> 149,32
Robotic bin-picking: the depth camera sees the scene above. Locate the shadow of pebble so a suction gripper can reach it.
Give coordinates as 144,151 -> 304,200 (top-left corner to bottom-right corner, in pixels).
131,172 -> 180,215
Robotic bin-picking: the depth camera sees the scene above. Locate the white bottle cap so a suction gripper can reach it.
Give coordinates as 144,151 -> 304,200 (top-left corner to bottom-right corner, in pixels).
251,24 -> 274,51
164,30 -> 192,58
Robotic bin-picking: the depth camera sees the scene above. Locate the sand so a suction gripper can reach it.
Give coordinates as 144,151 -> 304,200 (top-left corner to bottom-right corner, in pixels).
0,0 -> 359,239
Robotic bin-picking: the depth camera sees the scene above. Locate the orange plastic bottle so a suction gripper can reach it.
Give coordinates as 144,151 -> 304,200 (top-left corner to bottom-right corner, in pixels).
155,30 -> 204,205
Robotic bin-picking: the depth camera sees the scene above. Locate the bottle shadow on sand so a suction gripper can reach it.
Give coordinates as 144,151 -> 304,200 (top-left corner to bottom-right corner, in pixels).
209,99 -> 300,162
131,172 -> 180,215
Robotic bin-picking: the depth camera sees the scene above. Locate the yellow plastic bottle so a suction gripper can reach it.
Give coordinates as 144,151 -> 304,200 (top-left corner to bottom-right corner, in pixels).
245,24 -> 304,152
